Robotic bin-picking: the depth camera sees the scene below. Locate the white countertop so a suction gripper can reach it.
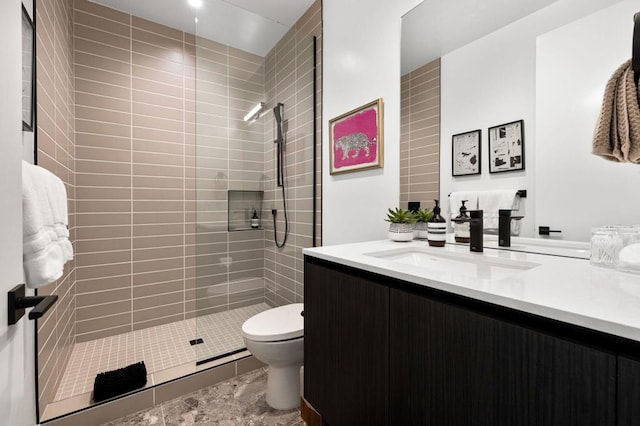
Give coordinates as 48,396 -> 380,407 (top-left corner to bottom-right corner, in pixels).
303,238 -> 640,342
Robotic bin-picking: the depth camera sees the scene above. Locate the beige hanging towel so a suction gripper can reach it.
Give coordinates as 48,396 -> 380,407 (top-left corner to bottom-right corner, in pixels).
592,59 -> 640,163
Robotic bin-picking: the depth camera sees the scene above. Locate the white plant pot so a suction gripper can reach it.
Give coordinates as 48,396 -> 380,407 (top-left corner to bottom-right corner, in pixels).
389,223 -> 415,242
414,222 -> 429,239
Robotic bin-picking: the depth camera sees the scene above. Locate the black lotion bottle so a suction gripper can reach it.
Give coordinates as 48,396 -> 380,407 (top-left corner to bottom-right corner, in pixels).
427,199 -> 447,247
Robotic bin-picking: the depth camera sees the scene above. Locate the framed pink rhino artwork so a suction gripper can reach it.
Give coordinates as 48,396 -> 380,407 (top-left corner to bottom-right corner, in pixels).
329,98 -> 383,175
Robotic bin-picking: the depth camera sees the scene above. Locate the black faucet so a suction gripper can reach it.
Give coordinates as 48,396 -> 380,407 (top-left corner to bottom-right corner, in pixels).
498,209 -> 524,247
468,210 -> 484,252
454,210 -> 484,252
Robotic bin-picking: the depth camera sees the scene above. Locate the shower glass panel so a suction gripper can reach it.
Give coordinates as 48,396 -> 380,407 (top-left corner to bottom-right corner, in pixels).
193,15 -> 318,364
35,0 -> 319,420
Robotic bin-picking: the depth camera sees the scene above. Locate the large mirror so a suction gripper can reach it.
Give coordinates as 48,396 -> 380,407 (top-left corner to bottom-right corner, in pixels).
401,0 -> 640,242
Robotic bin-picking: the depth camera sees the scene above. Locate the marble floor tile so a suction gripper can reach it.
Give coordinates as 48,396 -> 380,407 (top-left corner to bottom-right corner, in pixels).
102,406 -> 164,426
102,368 -> 303,426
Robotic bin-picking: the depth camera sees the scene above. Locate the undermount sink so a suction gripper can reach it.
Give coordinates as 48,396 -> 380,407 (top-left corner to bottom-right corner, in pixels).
365,247 -> 539,281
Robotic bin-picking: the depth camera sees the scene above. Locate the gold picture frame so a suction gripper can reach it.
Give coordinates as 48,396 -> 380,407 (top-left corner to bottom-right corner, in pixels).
329,98 -> 383,175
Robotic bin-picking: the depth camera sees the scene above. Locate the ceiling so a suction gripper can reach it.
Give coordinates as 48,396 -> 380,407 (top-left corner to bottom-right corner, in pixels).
401,0 -> 562,74
91,0 -> 314,56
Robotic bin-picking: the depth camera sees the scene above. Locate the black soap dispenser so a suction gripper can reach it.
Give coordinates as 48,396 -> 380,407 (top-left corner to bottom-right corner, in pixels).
427,199 -> 447,247
454,200 -> 470,243
251,209 -> 259,229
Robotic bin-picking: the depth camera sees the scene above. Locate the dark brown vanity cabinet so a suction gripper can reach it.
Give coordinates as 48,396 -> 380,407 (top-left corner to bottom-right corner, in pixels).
617,356 -> 640,426
391,288 -> 616,426
304,257 -> 640,426
304,258 -> 390,426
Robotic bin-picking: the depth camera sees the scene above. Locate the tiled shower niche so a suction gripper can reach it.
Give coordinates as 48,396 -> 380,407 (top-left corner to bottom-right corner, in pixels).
228,190 -> 264,231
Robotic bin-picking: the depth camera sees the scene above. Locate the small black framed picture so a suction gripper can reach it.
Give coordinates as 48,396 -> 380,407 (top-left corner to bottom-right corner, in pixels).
22,4 -> 35,132
452,129 -> 481,176
488,120 -> 524,173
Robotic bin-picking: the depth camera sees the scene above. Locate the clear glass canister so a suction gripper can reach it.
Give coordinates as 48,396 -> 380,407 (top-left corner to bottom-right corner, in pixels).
590,227 -> 622,267
617,225 -> 640,247
616,225 -> 640,272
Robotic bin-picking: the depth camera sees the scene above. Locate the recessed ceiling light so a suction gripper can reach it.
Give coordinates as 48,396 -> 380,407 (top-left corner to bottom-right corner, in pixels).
188,0 -> 203,8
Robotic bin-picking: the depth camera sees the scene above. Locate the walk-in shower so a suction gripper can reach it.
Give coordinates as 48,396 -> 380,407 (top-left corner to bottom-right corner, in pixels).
34,0 -> 321,421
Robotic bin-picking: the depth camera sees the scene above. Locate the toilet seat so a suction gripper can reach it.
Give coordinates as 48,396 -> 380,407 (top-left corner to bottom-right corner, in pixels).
242,303 -> 303,342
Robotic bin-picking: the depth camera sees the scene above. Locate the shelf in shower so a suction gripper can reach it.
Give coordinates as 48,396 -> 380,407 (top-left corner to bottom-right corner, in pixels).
228,190 -> 264,232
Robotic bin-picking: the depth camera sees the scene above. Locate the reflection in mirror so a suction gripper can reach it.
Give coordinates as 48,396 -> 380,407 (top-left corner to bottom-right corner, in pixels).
401,0 -> 639,243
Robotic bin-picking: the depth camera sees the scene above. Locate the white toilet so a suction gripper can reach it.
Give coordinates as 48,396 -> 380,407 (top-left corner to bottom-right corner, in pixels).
241,303 -> 304,410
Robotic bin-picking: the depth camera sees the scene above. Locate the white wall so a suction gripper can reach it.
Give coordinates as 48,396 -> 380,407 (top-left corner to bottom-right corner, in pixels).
536,0 -> 640,241
440,21 -> 536,236
0,0 -> 36,425
439,0 -> 623,239
322,0 -> 422,245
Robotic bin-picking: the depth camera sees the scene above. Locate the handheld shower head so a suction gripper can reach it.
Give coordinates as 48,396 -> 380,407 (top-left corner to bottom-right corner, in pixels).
273,103 -> 284,145
273,103 -> 283,124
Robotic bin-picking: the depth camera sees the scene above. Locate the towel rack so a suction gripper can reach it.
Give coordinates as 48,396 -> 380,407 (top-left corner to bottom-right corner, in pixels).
448,190 -> 527,198
7,283 -> 58,325
634,12 -> 640,84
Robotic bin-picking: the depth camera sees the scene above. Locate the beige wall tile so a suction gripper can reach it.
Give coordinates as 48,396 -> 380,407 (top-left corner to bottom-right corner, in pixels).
75,237 -> 131,254
133,89 -> 183,109
76,300 -> 131,321
132,235 -> 183,250
74,24 -> 130,50
133,303 -> 183,324
133,268 -> 184,286
133,291 -> 184,310
75,312 -> 131,335
76,225 -> 132,240
76,262 -> 131,281
75,212 -> 131,227
76,249 -> 131,267
133,257 -> 184,274
133,280 -> 184,298
75,325 -> 133,343
133,246 -> 184,261
132,16 -> 183,41
76,288 -> 131,307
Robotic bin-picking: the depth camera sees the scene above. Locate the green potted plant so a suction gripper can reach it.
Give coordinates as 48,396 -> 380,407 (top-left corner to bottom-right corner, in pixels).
385,207 -> 416,242
413,208 -> 433,239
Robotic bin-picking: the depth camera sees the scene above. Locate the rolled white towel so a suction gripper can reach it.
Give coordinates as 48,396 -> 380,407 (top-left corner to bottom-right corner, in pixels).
22,163 -> 52,256
478,190 -> 521,235
22,162 -> 57,254
22,161 -> 66,288
23,243 -> 64,288
39,167 -> 73,261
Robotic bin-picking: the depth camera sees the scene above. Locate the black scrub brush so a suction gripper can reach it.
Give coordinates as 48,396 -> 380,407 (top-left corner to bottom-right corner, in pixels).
92,361 -> 147,402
